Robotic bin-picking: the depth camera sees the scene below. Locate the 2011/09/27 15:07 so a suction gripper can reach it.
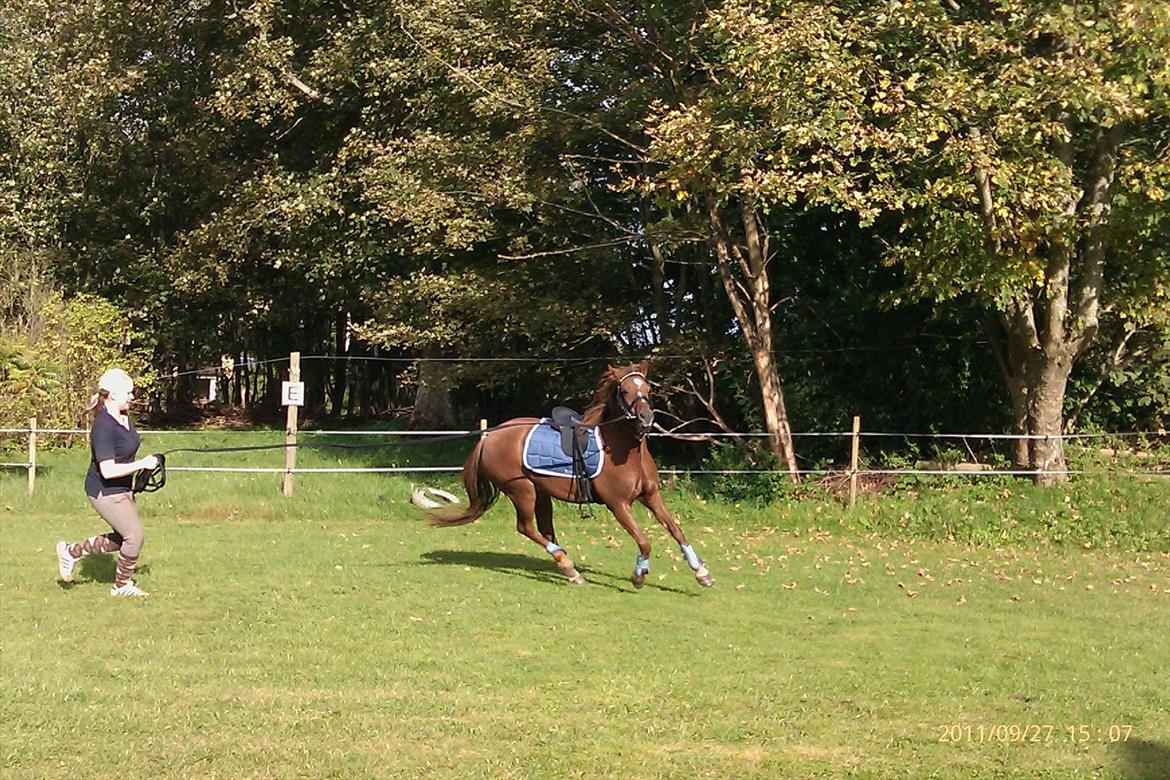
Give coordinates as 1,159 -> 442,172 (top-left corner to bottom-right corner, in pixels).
937,724 -> 1134,744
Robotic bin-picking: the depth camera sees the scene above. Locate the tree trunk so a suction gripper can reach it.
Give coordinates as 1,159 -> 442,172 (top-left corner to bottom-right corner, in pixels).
649,242 -> 672,342
412,360 -> 455,429
975,123 -> 1120,485
238,355 -> 248,410
331,312 -> 348,417
346,347 -> 361,418
705,192 -> 799,481
995,308 -> 1076,485
986,316 -> 1031,469
754,337 -> 799,479
1025,352 -> 1073,485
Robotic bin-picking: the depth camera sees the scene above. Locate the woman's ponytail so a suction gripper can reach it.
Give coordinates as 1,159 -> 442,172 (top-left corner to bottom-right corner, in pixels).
82,389 -> 109,422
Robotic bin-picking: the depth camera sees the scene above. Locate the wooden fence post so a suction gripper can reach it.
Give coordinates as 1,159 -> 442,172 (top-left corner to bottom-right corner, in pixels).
479,418 -> 487,438
848,415 -> 861,508
27,417 -> 37,498
282,351 -> 301,497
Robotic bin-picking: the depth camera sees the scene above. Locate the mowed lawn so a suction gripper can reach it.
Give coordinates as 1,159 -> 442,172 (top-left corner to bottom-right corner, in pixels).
1,441 -> 1168,779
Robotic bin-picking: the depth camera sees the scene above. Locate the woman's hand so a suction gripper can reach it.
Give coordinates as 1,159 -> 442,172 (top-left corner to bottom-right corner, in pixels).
99,455 -> 160,480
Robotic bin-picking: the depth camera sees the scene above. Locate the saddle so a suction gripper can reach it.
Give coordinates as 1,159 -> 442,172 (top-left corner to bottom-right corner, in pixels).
549,406 -> 595,505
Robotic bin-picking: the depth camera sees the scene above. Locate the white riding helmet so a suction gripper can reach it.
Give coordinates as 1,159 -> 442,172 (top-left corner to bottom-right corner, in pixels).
97,368 -> 134,396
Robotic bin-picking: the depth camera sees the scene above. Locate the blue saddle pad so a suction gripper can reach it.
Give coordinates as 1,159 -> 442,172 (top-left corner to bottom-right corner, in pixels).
522,419 -> 604,479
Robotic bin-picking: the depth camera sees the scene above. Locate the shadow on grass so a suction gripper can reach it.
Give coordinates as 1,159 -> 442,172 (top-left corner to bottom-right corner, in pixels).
1115,739 -> 1170,780
419,549 -> 697,596
74,556 -> 152,584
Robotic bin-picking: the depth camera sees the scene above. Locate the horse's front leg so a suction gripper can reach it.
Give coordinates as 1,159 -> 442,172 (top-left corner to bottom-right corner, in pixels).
640,490 -> 715,588
609,502 -> 653,589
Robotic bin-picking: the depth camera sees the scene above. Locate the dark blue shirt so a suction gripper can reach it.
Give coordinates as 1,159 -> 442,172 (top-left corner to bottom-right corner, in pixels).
85,408 -> 142,498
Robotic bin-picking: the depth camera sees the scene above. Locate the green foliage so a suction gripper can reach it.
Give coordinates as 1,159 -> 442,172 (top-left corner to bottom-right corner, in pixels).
638,0 -> 1170,446
693,441 -> 794,505
37,291 -> 155,408
0,290 -> 153,431
3,0 -> 1168,459
0,340 -> 63,436
1069,320 -> 1170,431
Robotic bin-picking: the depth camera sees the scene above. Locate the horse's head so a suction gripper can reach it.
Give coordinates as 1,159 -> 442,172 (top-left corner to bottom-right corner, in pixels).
612,362 -> 654,436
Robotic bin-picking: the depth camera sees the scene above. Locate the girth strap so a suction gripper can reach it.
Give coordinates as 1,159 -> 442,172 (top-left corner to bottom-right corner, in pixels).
549,406 -> 594,505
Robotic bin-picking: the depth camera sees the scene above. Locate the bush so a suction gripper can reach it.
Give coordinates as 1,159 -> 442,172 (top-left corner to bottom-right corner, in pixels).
692,440 -> 800,505
0,340 -> 63,431
0,291 -> 154,436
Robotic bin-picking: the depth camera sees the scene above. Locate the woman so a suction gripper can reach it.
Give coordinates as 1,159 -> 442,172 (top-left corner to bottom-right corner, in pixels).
56,368 -> 158,597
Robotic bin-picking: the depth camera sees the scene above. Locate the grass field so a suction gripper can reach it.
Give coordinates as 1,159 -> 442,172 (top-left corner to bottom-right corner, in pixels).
2,433 -> 1168,779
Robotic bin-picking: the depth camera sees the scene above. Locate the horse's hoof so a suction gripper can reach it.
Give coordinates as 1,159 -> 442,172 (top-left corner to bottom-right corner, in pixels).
695,566 -> 715,588
557,559 -> 585,585
632,573 -> 646,589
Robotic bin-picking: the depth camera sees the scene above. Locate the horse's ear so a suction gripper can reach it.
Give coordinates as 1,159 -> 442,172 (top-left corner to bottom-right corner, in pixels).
637,360 -> 649,376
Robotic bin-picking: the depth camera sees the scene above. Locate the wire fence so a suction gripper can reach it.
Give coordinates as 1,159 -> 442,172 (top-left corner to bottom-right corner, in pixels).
3,422 -> 1167,493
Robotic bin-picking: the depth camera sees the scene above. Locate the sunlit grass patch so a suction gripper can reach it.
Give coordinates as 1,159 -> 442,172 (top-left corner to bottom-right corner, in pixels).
2,434 -> 1168,779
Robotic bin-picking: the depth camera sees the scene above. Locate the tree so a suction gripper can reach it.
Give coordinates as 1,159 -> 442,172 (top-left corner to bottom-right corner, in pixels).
529,1 -> 805,476
8,0 -> 1165,458
666,0 -> 1170,483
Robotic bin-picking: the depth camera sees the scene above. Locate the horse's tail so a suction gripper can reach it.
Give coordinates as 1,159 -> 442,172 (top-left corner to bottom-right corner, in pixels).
430,437 -> 499,527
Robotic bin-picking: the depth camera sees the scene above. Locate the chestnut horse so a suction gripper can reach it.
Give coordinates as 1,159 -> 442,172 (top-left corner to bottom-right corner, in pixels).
432,362 -> 714,589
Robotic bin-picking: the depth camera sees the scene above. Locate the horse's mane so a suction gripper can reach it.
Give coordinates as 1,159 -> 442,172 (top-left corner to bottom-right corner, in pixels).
581,361 -> 648,425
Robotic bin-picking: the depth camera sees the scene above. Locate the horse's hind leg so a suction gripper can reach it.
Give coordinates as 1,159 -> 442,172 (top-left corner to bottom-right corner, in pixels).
535,491 -> 558,545
506,482 -> 584,585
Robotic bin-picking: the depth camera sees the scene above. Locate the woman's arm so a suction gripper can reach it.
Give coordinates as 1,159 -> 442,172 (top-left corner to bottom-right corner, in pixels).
98,455 -> 159,480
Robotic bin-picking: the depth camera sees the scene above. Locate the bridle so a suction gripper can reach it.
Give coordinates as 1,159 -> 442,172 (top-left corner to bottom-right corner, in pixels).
131,453 -> 167,493
615,370 -> 654,436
